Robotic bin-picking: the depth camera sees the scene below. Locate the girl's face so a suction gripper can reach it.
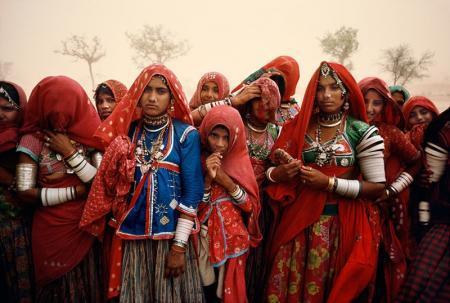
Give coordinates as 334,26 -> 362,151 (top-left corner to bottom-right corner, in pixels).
139,76 -> 171,117
200,81 -> 219,104
207,125 -> 229,154
408,105 -> 435,127
316,75 -> 345,114
0,97 -> 19,124
364,89 -> 385,123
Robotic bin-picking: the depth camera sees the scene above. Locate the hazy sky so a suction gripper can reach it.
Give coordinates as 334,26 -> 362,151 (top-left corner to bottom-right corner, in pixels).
2,0 -> 449,109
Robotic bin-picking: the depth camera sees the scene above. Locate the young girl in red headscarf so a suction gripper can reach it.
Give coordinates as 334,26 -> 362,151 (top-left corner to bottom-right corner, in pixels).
16,76 -> 104,302
359,77 -> 421,302
94,79 -> 128,121
190,72 -> 230,126
0,80 -> 34,303
264,62 -> 386,303
198,105 -> 261,303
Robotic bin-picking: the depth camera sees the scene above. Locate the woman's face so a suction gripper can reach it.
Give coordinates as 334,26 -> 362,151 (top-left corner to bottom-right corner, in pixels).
207,125 -> 229,154
364,89 -> 385,123
200,81 -> 219,104
392,91 -> 406,107
0,97 -> 19,124
96,92 -> 117,121
249,98 -> 271,125
139,76 -> 171,117
408,105 -> 435,127
316,75 -> 345,114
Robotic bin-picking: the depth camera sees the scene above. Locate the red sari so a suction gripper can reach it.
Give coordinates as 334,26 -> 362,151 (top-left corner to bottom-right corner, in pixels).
198,106 -> 261,303
359,77 -> 420,302
265,62 -> 381,303
19,76 -> 102,289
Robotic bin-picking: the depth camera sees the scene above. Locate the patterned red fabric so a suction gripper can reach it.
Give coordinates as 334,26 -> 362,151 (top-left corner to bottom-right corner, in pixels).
189,72 -> 230,110
102,79 -> 128,103
403,96 -> 439,130
199,105 -> 261,248
19,133 -> 95,287
395,224 -> 450,303
232,55 -> 300,102
20,76 -> 102,150
94,64 -> 193,147
358,76 -> 405,129
0,81 -> 27,152
265,62 -> 378,302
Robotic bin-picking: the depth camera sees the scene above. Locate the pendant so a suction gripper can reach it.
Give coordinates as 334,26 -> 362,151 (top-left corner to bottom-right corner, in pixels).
160,216 -> 170,225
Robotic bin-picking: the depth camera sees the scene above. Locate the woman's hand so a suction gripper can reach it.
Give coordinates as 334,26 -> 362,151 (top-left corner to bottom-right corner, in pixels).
299,165 -> 329,190
165,247 -> 186,278
231,84 -> 261,106
270,160 -> 302,182
42,130 -> 75,157
205,152 -> 222,179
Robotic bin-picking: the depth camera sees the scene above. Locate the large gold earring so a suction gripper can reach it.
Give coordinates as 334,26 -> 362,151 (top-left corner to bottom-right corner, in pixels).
170,99 -> 175,112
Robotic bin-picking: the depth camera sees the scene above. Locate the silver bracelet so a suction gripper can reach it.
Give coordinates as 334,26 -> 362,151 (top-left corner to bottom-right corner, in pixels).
266,166 -> 277,183
16,163 -> 38,191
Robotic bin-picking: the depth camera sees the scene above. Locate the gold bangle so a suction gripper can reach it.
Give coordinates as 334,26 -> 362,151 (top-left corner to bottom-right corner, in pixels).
326,176 -> 335,192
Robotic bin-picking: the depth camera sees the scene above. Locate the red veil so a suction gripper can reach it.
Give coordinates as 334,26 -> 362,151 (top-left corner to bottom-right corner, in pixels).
266,62 -> 379,302
189,72 -> 230,110
359,76 -> 405,129
232,55 -> 299,102
94,64 -> 193,147
20,76 -> 101,286
403,96 -> 439,130
199,105 -> 261,247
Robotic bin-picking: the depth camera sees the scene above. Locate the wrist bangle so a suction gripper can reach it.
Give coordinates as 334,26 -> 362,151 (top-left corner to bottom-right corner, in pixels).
326,176 -> 336,192
266,167 -> 277,183
385,188 -> 391,199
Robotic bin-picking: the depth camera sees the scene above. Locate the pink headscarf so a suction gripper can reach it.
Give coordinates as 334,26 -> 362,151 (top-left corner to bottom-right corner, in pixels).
189,72 -> 230,110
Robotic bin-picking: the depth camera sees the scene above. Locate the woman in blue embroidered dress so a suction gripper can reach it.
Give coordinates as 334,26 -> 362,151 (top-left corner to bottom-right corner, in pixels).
81,64 -> 205,303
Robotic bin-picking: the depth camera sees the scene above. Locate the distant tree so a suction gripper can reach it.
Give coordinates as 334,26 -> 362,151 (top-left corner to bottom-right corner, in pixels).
0,61 -> 13,80
319,26 -> 359,70
126,25 -> 190,67
379,44 -> 434,86
55,35 -> 106,91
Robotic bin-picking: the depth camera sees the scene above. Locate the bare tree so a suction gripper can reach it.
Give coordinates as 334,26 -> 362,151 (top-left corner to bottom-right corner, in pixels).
319,26 -> 359,70
126,25 -> 190,67
55,35 -> 106,91
380,44 -> 434,86
0,61 -> 13,80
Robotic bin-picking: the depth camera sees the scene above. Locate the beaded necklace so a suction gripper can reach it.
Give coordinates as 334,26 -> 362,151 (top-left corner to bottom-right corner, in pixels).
135,119 -> 169,174
313,115 -> 343,167
246,122 -> 271,160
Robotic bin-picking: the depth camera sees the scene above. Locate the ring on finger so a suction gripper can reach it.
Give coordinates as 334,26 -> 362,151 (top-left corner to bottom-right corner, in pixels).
45,136 -> 51,142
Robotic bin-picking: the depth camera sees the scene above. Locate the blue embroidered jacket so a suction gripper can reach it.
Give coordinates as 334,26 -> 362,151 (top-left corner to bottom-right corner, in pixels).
117,119 -> 204,239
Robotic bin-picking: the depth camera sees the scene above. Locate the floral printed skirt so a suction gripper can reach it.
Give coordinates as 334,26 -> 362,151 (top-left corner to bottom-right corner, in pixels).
265,214 -> 339,303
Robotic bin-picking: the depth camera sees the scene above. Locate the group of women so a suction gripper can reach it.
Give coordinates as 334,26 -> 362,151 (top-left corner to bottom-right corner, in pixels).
0,55 -> 448,303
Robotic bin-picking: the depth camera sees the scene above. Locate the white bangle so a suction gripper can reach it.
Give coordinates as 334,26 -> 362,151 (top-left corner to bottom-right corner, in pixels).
41,187 -> 76,206
174,217 -> 194,245
266,166 -> 277,183
418,201 -> 430,225
334,178 -> 361,199
66,152 -> 97,183
389,172 -> 413,194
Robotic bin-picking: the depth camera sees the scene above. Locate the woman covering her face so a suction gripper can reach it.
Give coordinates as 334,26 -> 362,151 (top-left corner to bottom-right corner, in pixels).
16,76 -> 104,302
197,105 -> 260,303
359,77 -> 422,302
232,55 -> 300,125
264,62 -> 386,302
80,64 -> 205,302
0,80 -> 34,303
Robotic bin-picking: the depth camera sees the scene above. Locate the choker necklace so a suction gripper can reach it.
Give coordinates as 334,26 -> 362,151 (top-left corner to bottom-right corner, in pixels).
319,111 -> 342,122
247,121 -> 268,133
144,120 -> 169,132
318,118 -> 342,128
143,114 -> 169,127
